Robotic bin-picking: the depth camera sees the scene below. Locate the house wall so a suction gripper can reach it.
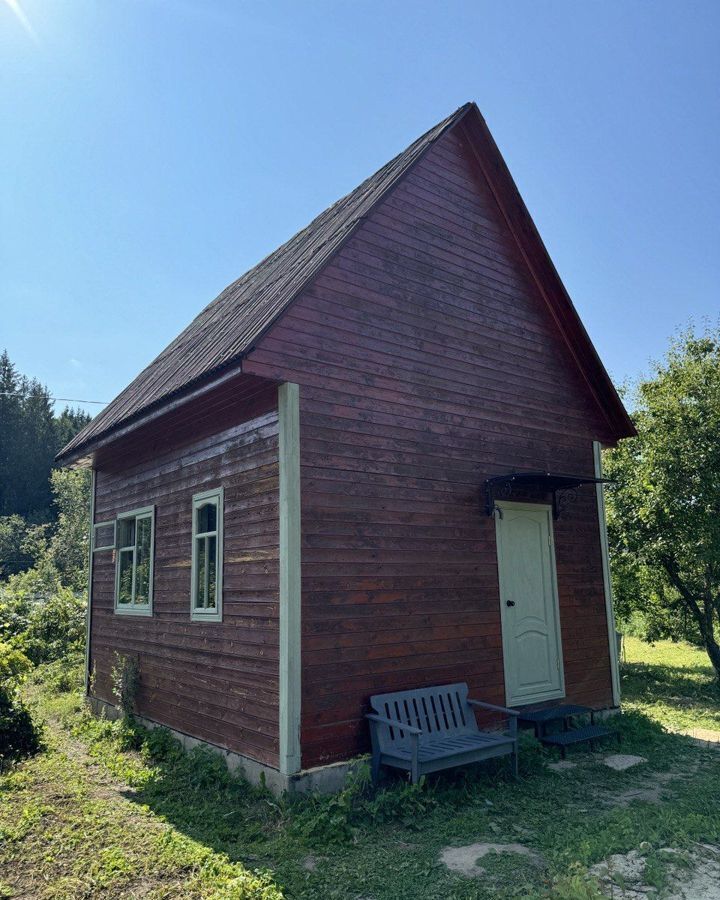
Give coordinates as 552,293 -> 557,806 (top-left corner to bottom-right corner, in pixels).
243,125 -> 618,768
88,375 -> 281,768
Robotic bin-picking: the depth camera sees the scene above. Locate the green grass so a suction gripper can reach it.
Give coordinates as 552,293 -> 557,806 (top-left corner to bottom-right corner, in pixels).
1,641 -> 720,898
622,635 -> 720,735
0,690 -> 282,898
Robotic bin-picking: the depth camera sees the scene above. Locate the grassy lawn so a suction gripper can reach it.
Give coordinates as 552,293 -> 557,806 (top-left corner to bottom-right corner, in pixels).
1,642 -> 720,899
622,636 -> 720,736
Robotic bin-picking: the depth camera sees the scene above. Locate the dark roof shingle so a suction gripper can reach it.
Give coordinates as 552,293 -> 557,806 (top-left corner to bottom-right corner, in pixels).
58,104 -> 472,462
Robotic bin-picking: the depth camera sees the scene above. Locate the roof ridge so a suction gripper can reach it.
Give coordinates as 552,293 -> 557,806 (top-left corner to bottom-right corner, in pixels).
60,100 -> 632,462
196,102 -> 473,320
59,103 -> 473,461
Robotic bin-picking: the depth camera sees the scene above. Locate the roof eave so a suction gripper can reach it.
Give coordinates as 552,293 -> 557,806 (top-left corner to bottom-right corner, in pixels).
56,358 -> 250,467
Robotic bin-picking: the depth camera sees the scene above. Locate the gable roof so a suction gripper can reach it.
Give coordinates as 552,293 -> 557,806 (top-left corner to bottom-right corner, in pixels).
58,103 -> 634,464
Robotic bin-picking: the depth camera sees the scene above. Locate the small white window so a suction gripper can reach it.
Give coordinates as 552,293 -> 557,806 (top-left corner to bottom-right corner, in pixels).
114,506 -> 154,616
93,521 -> 116,552
191,488 -> 223,622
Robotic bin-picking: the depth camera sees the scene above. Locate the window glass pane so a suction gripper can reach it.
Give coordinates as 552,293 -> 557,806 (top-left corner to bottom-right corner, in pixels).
195,500 -> 217,534
134,516 -> 152,606
118,549 -> 134,605
207,534 -> 217,609
196,501 -> 217,534
118,518 -> 135,549
195,536 -> 207,608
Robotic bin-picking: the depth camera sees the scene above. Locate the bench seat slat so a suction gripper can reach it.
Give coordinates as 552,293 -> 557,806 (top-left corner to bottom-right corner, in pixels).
386,733 -> 514,762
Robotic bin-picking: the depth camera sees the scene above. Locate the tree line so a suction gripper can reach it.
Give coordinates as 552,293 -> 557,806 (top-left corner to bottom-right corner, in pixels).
0,350 -> 91,580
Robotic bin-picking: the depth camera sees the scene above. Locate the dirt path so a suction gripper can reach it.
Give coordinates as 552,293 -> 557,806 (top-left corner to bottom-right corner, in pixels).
0,721 -> 188,898
0,711 -> 282,899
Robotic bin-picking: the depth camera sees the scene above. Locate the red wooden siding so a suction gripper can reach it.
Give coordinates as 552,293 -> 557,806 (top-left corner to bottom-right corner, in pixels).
244,127 -> 615,768
89,376 -> 281,768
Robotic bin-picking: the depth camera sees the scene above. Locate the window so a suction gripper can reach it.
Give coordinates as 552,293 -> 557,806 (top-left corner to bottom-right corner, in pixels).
191,488 -> 223,621
114,506 -> 154,616
93,521 -> 116,552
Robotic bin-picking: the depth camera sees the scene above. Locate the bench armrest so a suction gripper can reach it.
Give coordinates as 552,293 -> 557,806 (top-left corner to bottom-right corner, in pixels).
365,713 -> 423,735
467,699 -> 520,717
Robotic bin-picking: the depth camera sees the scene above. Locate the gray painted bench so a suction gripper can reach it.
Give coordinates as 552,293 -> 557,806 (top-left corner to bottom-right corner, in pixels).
366,682 -> 519,784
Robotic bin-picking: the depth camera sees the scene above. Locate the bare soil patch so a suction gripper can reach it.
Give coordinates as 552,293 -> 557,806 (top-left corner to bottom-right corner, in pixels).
591,844 -> 720,899
440,841 -> 542,878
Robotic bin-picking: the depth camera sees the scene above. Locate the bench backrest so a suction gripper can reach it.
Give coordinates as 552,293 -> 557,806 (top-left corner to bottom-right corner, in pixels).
369,682 -> 478,752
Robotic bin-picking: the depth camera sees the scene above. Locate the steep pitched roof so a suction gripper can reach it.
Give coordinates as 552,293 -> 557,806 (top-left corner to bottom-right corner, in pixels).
59,103 -> 633,464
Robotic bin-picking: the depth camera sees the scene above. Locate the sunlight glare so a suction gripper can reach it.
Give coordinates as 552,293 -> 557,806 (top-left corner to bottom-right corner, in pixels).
2,0 -> 38,42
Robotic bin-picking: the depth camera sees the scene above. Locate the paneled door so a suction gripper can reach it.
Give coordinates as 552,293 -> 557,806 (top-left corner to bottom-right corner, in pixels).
495,502 -> 565,706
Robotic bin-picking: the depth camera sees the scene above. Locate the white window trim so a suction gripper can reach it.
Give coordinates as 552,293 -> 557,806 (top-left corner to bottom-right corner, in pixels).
114,505 -> 155,617
190,487 -> 224,622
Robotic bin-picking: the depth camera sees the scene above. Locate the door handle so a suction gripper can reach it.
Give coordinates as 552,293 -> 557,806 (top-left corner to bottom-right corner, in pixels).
506,600 -> 516,607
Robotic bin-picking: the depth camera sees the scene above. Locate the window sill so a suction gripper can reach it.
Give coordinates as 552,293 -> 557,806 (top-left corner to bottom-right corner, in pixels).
191,611 -> 223,623
115,606 -> 153,617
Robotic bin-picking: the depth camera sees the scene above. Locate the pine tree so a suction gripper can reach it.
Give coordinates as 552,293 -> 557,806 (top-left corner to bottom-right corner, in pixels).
0,351 -> 23,516
19,381 -> 57,520
0,350 -> 93,523
55,407 -> 92,450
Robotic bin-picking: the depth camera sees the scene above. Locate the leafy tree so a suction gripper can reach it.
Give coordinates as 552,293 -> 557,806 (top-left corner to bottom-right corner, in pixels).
0,360 -> 56,519
0,515 -> 36,577
46,469 -> 91,592
605,324 -> 720,678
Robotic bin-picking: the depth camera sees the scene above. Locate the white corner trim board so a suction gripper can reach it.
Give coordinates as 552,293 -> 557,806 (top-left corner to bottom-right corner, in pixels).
594,440 -> 621,707
278,382 -> 302,775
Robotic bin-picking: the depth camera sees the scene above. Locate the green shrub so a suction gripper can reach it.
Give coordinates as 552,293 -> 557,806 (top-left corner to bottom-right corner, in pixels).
111,653 -> 140,719
0,641 -> 32,683
32,657 -> 85,694
0,639 -> 42,765
0,514 -> 37,578
287,763 -> 441,845
0,684 -> 43,765
20,586 -> 86,665
0,581 -> 33,643
361,776 -> 438,827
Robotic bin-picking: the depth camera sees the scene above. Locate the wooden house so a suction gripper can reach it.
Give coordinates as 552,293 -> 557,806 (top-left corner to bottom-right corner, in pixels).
58,102 -> 635,793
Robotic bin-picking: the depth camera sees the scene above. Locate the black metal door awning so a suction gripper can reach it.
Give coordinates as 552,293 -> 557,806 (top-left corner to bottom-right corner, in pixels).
484,471 -> 612,519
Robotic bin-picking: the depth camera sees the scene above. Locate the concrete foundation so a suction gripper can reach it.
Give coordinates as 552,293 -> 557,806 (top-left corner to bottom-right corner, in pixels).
87,695 -> 361,796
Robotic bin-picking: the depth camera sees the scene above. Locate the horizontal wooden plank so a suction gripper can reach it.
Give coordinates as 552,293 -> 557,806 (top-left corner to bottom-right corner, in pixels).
245,122 -> 614,766
91,401 -> 280,767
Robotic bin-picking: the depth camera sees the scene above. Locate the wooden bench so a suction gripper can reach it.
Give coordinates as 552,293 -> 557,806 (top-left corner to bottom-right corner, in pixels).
366,682 -> 519,785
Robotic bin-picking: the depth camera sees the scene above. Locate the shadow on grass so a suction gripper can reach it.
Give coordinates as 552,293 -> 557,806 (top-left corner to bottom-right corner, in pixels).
57,699 -> 718,900
108,708 -> 684,877
622,661 -> 720,708
110,722 -> 544,877
29,657 -> 720,899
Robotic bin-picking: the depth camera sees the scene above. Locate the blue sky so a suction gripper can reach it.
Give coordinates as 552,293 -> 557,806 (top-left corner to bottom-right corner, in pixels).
1,1 -> 718,416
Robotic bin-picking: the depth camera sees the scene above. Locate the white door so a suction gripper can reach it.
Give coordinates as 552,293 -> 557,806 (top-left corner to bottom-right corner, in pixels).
495,502 -> 565,706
